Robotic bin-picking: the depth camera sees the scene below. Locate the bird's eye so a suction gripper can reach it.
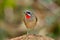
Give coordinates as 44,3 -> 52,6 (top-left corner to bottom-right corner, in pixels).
26,12 -> 31,14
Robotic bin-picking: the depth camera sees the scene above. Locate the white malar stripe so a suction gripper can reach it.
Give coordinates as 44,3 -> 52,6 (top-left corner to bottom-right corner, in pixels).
27,14 -> 31,16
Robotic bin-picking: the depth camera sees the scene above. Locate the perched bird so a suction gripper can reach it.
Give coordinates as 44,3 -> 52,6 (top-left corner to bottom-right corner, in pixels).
24,10 -> 37,34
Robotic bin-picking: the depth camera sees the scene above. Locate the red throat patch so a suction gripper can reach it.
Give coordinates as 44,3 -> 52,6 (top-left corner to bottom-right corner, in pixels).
25,14 -> 31,19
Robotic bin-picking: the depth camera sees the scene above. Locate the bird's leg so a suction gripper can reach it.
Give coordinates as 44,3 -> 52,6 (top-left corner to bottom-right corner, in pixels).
27,28 -> 34,35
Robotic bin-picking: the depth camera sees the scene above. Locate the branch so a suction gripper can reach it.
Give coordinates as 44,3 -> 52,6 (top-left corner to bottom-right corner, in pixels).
9,34 -> 54,40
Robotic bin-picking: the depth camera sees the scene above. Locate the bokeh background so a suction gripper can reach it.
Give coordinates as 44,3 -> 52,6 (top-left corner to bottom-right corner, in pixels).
0,0 -> 60,40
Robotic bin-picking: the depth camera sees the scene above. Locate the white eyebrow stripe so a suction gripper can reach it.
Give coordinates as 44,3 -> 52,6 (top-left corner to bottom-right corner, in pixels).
26,10 -> 31,12
25,10 -> 32,13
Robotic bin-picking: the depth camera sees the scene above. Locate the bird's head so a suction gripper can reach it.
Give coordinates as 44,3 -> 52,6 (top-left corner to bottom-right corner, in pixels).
24,10 -> 32,19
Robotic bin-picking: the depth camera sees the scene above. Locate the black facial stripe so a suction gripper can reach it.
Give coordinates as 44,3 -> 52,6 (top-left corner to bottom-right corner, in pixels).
26,12 -> 31,14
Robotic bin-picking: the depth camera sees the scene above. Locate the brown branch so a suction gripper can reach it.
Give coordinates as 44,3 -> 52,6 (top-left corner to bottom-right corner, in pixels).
9,34 -> 54,40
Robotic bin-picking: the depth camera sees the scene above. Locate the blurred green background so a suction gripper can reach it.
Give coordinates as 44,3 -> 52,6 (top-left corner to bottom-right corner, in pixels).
0,0 -> 60,40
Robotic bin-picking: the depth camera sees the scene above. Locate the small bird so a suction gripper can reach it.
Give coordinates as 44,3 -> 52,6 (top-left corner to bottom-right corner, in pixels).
24,10 -> 37,34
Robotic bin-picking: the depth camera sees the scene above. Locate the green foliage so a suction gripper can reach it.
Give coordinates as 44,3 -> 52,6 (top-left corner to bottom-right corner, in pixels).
0,0 -> 5,20
0,29 -> 9,40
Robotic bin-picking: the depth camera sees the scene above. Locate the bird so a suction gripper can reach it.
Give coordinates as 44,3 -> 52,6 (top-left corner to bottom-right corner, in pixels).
23,10 -> 37,34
